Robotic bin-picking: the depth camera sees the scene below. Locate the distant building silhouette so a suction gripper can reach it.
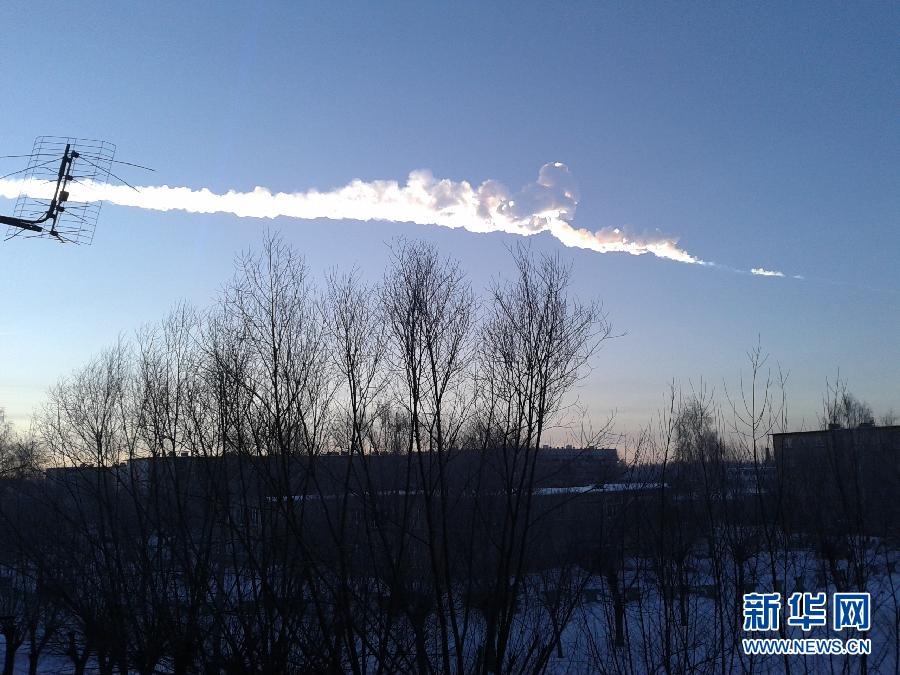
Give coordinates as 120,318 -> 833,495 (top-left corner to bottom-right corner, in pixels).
773,424 -> 899,535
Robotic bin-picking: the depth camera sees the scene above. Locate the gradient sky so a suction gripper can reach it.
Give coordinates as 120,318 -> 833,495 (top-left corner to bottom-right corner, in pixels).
1,1 -> 897,438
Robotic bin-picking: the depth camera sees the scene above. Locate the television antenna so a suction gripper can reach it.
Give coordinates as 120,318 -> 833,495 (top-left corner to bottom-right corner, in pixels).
0,136 -> 150,244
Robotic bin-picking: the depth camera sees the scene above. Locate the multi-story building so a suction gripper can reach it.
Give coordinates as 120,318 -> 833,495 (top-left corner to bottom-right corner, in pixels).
773,424 -> 899,535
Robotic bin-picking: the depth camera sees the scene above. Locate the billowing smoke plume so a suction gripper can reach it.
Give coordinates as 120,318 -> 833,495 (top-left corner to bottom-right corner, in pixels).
0,162 -> 783,273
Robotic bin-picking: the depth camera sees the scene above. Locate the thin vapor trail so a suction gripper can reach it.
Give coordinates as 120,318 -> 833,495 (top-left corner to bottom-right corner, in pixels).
0,162 -> 784,275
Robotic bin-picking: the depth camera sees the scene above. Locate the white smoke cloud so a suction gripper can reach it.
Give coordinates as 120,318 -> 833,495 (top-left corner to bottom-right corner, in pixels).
751,267 -> 785,277
1,162 -> 793,278
0,162 -> 706,265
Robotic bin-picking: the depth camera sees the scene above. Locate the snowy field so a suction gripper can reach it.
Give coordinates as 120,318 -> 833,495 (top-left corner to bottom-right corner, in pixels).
2,546 -> 896,674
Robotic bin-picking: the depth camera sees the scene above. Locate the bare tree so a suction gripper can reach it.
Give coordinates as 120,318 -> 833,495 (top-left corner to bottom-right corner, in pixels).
0,410 -> 42,479
819,375 -> 874,429
474,245 -> 611,673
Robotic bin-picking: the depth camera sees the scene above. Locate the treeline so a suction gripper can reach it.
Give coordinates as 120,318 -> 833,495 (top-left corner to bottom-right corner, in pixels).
0,237 -> 895,674
1,237 -> 613,674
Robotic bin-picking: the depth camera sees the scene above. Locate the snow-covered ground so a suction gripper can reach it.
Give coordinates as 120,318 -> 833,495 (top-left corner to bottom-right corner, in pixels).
2,545 -> 896,673
548,547 -> 898,674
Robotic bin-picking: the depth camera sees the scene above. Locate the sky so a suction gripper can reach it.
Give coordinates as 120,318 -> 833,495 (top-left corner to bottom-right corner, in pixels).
1,1 -> 898,439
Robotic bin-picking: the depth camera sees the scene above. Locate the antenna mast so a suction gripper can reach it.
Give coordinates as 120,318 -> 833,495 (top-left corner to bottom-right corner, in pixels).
0,143 -> 78,239
1,136 -> 118,244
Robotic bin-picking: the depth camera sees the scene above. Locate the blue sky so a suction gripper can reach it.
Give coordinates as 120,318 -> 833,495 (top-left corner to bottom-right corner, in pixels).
1,1 -> 897,435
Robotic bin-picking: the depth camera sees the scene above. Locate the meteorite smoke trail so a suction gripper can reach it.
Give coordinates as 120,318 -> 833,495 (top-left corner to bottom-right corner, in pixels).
0,162 -> 783,274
